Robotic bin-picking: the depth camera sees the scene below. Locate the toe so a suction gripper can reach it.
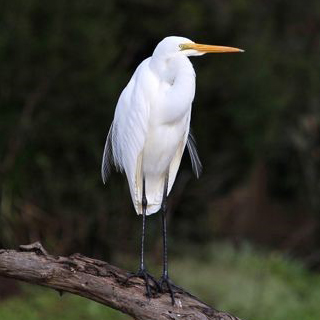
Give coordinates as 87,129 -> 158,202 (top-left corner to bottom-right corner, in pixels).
158,276 -> 177,305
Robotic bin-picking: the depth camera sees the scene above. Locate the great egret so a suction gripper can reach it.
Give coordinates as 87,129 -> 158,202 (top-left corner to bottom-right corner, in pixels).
102,36 -> 243,304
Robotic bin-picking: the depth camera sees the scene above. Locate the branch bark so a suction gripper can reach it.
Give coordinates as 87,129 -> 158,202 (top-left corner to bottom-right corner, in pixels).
0,242 -> 244,320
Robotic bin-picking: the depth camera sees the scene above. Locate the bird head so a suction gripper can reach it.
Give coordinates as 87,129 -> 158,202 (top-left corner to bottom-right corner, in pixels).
153,36 -> 244,58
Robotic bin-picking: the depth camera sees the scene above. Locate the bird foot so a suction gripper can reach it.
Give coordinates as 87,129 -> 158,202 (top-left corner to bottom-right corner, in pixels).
159,275 -> 182,305
126,269 -> 160,298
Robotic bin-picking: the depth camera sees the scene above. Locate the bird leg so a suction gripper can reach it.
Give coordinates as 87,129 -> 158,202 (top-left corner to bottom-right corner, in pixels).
158,173 -> 182,305
126,178 -> 159,297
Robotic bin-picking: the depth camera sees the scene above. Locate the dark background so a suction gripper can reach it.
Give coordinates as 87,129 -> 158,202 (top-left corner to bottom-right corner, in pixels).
1,0 -> 320,272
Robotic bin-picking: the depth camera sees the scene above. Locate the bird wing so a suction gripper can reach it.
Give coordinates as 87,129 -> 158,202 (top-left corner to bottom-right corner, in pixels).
101,58 -> 152,211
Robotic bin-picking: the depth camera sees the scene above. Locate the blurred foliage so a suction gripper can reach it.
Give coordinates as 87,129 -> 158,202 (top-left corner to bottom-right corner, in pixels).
1,242 -> 320,320
0,285 -> 129,320
0,0 -> 320,264
171,242 -> 320,320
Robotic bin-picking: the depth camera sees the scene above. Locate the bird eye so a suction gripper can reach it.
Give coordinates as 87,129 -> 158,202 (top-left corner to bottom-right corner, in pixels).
179,44 -> 190,51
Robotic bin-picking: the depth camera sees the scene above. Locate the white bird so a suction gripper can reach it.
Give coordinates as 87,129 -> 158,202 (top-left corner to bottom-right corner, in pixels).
102,36 -> 243,304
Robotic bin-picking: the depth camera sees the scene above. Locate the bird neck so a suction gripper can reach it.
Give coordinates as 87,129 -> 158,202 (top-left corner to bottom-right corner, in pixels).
150,54 -> 195,85
149,55 -> 196,124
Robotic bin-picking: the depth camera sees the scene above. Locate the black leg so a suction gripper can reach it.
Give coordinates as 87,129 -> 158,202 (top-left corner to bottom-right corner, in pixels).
126,178 -> 159,297
140,178 -> 147,270
161,174 -> 169,278
158,173 -> 180,305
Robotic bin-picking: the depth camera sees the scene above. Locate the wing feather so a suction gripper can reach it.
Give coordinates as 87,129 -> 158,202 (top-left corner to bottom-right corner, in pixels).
101,121 -> 115,184
187,131 -> 202,178
101,58 -> 152,212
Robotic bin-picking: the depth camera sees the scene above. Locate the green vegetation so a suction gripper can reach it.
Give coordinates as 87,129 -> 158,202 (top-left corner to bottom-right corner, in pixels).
0,286 -> 129,320
1,243 -> 320,320
172,243 -> 320,320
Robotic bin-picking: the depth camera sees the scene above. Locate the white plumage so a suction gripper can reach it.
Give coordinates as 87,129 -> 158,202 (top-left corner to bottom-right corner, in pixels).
102,36 -> 242,215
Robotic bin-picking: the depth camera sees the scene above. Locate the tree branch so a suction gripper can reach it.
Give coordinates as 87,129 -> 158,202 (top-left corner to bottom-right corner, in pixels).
0,242 -> 244,320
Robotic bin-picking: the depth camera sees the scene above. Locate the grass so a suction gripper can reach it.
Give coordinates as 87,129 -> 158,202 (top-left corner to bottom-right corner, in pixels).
171,242 -> 320,320
1,242 -> 320,320
0,286 -> 130,320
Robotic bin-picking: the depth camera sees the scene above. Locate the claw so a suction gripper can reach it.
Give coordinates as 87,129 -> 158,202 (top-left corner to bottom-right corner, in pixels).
126,269 -> 160,298
159,275 -> 181,305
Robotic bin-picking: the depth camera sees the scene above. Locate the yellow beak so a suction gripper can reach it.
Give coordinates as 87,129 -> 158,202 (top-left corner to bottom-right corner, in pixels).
180,43 -> 244,53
